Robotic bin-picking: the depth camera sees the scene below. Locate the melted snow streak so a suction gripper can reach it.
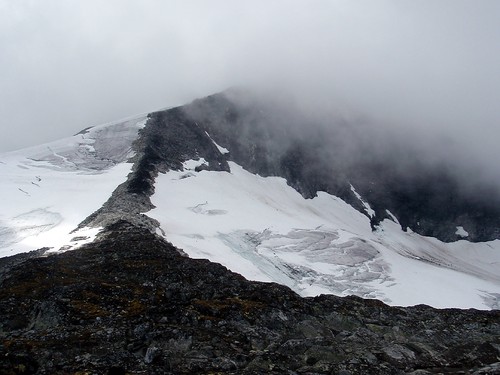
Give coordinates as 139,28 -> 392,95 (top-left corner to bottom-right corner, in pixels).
150,160 -> 500,310
0,117 -> 146,257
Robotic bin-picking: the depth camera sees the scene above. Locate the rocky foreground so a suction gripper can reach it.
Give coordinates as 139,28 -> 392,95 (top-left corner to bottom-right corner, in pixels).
0,221 -> 499,375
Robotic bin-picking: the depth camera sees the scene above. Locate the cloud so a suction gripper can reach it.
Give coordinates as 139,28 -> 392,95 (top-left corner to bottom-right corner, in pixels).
0,0 -> 499,188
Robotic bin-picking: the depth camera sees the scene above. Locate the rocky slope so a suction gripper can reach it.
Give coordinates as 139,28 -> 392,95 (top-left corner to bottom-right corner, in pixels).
65,90 -> 500,309
1,90 -> 500,373
182,91 -> 500,243
1,221 -> 499,374
78,90 -> 500,243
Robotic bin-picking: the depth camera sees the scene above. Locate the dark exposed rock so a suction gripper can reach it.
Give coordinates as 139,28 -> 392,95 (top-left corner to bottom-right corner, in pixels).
0,222 -> 498,374
77,90 -> 500,244
78,105 -> 231,235
182,91 -> 500,242
3,90 -> 498,374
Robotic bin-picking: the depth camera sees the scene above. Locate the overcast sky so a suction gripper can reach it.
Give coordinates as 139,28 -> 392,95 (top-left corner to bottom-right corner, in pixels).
1,1 -> 499,183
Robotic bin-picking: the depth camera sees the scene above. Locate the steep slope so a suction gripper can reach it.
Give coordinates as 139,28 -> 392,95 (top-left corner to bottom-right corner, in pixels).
1,90 -> 499,310
183,91 -> 500,243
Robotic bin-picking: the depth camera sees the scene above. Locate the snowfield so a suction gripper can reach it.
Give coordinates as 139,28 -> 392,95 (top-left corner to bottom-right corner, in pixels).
0,116 -> 146,257
150,159 -> 500,310
1,119 -> 499,310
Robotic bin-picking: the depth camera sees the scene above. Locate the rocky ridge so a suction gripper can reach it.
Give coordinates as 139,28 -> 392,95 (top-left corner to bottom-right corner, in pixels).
77,90 -> 500,242
0,221 -> 499,374
1,91 -> 500,374
78,105 -> 230,234
183,91 -> 500,242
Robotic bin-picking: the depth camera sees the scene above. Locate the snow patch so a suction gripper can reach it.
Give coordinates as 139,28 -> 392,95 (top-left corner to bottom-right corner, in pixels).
136,118 -> 148,129
350,184 -> 375,218
182,158 -> 207,171
205,131 -> 229,154
385,210 -> 400,224
455,226 -> 469,238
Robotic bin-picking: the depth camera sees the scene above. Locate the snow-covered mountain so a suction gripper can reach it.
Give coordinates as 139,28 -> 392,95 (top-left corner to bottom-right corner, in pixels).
1,90 -> 499,310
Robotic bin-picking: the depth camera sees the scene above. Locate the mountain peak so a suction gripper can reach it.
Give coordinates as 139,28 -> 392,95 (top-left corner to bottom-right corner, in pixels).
1,91 -> 499,310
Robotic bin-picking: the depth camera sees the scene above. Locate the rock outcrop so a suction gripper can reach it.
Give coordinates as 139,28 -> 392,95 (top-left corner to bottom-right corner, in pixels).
1,221 -> 498,374
183,91 -> 500,242
80,90 -> 500,243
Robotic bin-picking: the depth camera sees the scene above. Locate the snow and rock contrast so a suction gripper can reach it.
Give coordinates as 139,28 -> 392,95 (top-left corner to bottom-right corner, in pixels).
142,91 -> 500,309
0,90 -> 499,310
1,90 -> 500,374
1,222 -> 499,374
149,159 -> 500,309
0,116 -> 146,257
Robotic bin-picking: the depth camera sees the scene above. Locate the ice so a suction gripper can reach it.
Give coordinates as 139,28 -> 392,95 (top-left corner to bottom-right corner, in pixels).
455,226 -> 469,237
2,118 -> 499,310
0,117 -> 145,257
150,160 -> 500,309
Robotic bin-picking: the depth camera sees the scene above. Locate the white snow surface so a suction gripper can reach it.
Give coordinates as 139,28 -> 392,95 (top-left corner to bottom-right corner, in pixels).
205,131 -> 229,154
2,118 -> 499,310
456,226 -> 469,238
0,116 -> 146,257
350,184 -> 375,218
150,160 -> 500,310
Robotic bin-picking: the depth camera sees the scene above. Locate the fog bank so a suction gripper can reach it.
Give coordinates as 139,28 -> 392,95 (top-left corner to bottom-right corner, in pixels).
1,1 -> 498,188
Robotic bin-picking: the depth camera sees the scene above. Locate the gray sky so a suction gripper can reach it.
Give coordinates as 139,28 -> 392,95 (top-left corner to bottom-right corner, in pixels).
1,1 -> 499,185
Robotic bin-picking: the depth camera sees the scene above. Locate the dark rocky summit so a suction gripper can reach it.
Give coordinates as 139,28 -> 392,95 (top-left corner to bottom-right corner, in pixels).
1,221 -> 499,374
181,90 -> 500,242
79,90 -> 500,242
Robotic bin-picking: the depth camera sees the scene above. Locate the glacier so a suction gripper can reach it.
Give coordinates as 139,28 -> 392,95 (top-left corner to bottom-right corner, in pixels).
0,103 -> 499,311
149,157 -> 500,310
0,116 -> 146,257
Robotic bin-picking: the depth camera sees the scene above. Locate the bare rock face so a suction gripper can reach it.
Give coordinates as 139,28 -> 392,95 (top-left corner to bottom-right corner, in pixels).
0,221 -> 499,374
78,106 -> 231,235
80,90 -> 500,243
182,91 -> 500,242
1,90 -> 499,374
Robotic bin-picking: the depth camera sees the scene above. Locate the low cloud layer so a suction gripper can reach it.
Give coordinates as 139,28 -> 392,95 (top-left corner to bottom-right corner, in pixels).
1,1 -> 499,186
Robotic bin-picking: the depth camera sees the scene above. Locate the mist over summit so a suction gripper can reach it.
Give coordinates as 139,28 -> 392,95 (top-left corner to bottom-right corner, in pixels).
4,88 -> 499,306
2,1 -> 499,172
1,88 -> 500,373
182,88 -> 500,242
1,2 -> 500,372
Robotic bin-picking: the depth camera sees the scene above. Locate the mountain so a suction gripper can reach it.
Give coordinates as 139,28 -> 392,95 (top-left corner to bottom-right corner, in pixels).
1,222 -> 499,374
2,89 -> 498,309
0,90 -> 499,374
